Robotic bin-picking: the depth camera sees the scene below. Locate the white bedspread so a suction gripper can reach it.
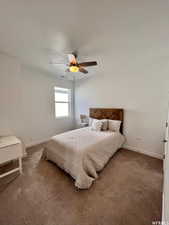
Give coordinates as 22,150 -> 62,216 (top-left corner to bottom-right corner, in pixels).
42,127 -> 125,189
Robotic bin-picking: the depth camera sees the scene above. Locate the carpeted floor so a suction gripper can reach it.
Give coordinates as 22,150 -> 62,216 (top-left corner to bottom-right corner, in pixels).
0,145 -> 163,225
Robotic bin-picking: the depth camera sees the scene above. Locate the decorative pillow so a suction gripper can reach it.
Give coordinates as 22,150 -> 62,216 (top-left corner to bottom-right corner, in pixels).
91,120 -> 102,131
100,119 -> 108,131
108,120 -> 121,132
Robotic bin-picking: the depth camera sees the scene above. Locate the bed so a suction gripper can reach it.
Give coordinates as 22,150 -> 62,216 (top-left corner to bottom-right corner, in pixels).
42,108 -> 125,189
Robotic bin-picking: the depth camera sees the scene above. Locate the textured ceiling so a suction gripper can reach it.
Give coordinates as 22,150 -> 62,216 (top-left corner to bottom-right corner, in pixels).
0,0 -> 168,80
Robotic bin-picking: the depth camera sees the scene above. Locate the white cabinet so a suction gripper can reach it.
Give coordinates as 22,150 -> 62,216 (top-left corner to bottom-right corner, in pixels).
0,136 -> 23,178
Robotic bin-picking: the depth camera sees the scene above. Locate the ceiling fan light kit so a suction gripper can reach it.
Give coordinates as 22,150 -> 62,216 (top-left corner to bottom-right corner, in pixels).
69,65 -> 79,72
50,52 -> 98,74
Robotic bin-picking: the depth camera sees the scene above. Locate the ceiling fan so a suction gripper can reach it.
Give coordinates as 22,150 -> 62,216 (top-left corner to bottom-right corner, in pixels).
50,52 -> 98,74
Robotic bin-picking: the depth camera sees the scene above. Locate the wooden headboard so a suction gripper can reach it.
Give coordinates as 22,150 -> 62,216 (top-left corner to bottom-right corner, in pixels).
89,108 -> 124,134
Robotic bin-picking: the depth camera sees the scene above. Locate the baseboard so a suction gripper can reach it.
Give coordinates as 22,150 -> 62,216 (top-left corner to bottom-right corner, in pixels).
124,144 -> 163,160
25,138 -> 50,148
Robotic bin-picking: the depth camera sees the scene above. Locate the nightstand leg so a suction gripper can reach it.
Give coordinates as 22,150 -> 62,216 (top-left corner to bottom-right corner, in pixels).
19,157 -> 22,174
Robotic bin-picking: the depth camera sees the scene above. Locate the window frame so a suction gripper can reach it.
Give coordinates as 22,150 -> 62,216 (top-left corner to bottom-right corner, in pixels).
54,87 -> 71,118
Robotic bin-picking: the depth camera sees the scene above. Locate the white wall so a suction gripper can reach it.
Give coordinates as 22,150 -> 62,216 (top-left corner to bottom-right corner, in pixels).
75,65 -> 169,158
0,53 -> 74,147
74,0 -> 169,158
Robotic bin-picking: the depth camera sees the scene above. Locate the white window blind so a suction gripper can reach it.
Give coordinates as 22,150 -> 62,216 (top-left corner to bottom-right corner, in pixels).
54,87 -> 71,118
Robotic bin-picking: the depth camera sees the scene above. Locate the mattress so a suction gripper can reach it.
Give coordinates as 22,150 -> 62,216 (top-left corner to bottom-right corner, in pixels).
42,127 -> 125,189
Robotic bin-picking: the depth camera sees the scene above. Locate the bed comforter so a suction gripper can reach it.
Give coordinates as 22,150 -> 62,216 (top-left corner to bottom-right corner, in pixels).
42,127 -> 125,189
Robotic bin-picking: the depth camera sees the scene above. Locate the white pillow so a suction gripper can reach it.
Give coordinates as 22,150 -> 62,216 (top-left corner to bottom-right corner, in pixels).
89,117 -> 93,126
89,118 -> 99,126
100,119 -> 108,131
89,118 -> 108,131
108,120 -> 121,132
91,120 -> 102,131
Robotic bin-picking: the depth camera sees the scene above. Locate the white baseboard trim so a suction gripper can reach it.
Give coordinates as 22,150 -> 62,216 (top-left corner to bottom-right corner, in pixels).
25,138 -> 50,148
124,144 -> 163,160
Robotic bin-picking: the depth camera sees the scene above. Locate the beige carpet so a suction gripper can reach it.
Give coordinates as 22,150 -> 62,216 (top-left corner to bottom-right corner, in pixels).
0,145 -> 163,225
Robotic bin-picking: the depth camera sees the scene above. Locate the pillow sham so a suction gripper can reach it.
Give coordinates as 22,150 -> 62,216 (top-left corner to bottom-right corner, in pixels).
91,120 -> 102,131
108,120 -> 121,132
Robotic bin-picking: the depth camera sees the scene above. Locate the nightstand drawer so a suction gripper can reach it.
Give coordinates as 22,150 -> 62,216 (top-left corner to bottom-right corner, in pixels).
0,144 -> 23,164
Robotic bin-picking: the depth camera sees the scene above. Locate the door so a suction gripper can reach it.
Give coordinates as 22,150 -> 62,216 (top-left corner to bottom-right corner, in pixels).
162,113 -> 169,223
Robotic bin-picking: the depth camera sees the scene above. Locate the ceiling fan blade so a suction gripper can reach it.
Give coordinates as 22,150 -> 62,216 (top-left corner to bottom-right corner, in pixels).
79,67 -> 88,74
78,61 -> 97,67
68,53 -> 77,64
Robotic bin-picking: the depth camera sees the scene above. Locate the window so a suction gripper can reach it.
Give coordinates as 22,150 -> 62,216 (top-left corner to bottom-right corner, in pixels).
54,87 -> 71,118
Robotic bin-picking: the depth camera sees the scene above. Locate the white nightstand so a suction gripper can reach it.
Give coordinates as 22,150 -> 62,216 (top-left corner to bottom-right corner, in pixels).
0,136 -> 23,178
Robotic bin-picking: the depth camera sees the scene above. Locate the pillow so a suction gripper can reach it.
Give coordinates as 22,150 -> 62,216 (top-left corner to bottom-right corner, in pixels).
91,120 -> 102,131
89,117 -> 93,126
89,118 -> 108,131
89,118 -> 99,126
108,120 -> 121,132
100,119 -> 108,131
